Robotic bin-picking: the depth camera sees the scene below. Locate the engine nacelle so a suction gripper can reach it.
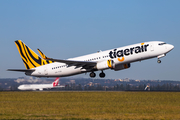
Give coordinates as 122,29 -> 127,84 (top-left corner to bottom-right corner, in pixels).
114,63 -> 131,71
96,60 -> 130,71
96,60 -> 115,70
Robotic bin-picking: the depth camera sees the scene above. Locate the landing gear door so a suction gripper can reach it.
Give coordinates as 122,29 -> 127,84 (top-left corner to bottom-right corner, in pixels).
150,43 -> 154,51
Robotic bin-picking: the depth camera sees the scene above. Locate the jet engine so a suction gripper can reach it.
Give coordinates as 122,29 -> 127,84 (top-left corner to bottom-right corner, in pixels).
96,60 -> 130,71
113,63 -> 131,71
96,60 -> 115,70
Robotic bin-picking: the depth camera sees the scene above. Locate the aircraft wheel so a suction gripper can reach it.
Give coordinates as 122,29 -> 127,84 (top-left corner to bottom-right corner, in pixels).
99,72 -> 105,78
157,60 -> 161,63
90,72 -> 96,78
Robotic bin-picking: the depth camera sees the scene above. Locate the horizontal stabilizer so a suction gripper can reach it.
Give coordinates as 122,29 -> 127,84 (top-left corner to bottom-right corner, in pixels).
7,69 -> 35,72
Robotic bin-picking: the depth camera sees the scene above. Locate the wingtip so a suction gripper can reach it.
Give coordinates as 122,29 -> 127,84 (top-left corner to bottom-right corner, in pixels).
37,49 -> 49,60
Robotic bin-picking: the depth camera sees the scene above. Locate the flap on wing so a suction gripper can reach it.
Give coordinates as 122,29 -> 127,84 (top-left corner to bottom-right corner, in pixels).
37,49 -> 97,66
7,69 -> 35,72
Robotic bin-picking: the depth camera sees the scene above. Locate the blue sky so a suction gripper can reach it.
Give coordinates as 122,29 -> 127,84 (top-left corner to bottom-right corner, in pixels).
0,0 -> 180,80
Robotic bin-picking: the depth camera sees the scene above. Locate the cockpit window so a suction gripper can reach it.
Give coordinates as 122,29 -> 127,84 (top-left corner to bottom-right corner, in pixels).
158,42 -> 166,45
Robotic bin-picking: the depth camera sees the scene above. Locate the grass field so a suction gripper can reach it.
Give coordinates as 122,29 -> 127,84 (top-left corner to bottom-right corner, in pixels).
0,91 -> 180,119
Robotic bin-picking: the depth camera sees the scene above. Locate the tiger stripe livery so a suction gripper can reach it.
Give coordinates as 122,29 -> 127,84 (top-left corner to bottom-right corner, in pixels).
15,40 -> 54,69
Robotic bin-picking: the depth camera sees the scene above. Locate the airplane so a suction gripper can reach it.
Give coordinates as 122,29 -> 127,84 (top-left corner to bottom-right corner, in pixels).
144,84 -> 150,91
18,77 -> 65,91
8,40 -> 174,78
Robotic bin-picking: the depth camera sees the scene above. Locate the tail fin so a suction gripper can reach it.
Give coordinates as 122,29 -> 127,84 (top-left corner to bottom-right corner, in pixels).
52,77 -> 59,87
15,40 -> 54,69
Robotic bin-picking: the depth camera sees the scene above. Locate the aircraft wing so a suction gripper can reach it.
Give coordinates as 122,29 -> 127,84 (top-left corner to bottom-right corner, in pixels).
37,49 -> 97,69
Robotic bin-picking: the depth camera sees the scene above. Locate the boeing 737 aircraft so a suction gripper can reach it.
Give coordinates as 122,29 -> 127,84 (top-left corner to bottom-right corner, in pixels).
18,77 -> 64,90
8,40 -> 174,78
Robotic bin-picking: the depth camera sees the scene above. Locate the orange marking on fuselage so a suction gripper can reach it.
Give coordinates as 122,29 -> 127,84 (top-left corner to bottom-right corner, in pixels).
118,57 -> 125,62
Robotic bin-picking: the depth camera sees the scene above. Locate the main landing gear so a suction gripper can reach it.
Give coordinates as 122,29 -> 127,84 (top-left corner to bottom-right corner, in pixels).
90,72 -> 96,78
99,71 -> 105,78
89,71 -> 105,78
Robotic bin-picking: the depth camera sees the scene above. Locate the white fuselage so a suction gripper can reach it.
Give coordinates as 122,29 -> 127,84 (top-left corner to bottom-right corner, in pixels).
18,84 -> 64,91
26,41 -> 174,77
18,84 -> 53,90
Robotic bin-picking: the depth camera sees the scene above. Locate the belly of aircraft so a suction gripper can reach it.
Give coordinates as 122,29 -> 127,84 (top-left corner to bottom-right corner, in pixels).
30,66 -> 83,77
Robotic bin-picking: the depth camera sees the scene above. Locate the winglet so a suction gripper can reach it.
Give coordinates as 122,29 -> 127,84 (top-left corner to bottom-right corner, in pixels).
37,49 -> 50,60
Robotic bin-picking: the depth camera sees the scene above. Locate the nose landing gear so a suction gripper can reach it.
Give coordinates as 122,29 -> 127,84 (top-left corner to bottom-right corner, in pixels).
157,54 -> 165,64
157,59 -> 161,63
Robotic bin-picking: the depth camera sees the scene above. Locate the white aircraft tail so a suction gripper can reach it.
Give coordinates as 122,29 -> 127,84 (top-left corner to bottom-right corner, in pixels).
52,77 -> 59,87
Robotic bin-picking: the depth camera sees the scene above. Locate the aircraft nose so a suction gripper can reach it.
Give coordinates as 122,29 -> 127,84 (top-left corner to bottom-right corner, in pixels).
169,44 -> 174,51
166,44 -> 174,52
18,86 -> 22,90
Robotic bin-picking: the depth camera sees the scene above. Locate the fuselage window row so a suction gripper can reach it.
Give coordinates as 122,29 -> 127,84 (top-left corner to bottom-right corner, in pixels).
85,57 -> 102,62
52,65 -> 68,70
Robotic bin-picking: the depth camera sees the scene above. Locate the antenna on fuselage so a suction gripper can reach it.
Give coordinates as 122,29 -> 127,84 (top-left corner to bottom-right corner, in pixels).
97,50 -> 102,53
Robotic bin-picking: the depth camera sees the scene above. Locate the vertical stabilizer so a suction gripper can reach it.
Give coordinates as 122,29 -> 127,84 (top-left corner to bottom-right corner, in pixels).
53,77 -> 59,87
15,40 -> 54,69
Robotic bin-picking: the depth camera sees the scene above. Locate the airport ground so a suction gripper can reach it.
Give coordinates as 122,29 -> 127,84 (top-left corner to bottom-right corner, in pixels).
0,91 -> 180,119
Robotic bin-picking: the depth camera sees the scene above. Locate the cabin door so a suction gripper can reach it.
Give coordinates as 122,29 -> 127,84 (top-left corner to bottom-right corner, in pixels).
150,43 -> 154,51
